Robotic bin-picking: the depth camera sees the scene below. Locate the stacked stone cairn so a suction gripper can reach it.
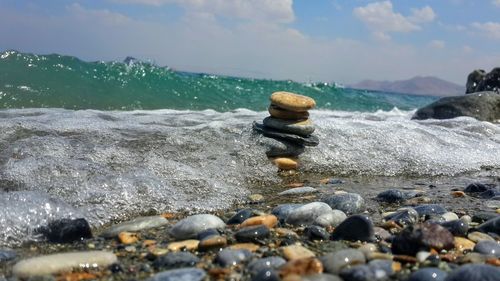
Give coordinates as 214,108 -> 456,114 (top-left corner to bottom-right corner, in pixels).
253,91 -> 319,170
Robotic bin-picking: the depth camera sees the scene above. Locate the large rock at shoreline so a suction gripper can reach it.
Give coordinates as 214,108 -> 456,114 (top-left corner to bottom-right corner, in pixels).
466,68 -> 500,94
411,91 -> 500,122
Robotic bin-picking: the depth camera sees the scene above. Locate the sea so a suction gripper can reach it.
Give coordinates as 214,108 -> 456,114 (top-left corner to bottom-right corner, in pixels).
0,50 -> 499,247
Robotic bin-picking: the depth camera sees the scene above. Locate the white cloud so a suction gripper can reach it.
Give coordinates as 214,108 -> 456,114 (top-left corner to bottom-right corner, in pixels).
471,21 -> 500,39
428,40 -> 445,49
353,1 -> 436,40
112,0 -> 295,23
462,45 -> 473,53
493,0 -> 500,7
409,6 -> 436,23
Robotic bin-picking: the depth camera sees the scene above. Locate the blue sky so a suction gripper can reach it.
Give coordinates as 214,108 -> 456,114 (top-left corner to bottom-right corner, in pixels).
1,0 -> 500,85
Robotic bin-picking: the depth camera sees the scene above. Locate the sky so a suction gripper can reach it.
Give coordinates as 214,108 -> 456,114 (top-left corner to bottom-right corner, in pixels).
1,0 -> 500,85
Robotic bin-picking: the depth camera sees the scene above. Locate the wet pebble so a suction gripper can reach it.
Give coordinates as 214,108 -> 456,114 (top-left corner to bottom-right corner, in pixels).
235,225 -> 270,243
472,211 -> 498,223
304,225 -> 330,241
251,269 -> 280,281
38,218 -> 92,243
279,186 -> 318,196
473,240 -> 500,257
280,257 -> 324,277
331,215 -> 374,242
413,204 -> 447,217
376,189 -> 420,203
227,209 -> 254,225
282,244 -> 315,260
339,259 -> 393,281
314,210 -> 347,227
477,216 -> 500,235
198,235 -> 227,251
215,249 -> 252,267
322,193 -> 365,214
321,249 -> 366,274
407,267 -> 447,281
440,219 -> 469,236
479,188 -> 500,199
146,267 -> 206,281
100,215 -> 168,238
0,249 -> 17,262
247,256 -> 286,277
152,252 -> 200,270
444,264 -> 500,281
391,222 -> 454,255
170,214 -> 225,239
384,208 -> 418,226
12,251 -> 117,278
272,204 -> 303,223
467,231 -> 495,242
464,182 -> 493,193
285,202 -> 332,226
241,215 -> 278,228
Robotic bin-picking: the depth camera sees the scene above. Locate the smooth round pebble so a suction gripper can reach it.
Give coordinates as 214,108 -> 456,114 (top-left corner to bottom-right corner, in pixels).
322,193 -> 365,215
215,249 -> 252,267
331,215 -> 374,242
440,220 -> 469,236
384,208 -> 418,226
304,225 -> 329,241
473,240 -> 500,257
285,202 -> 332,226
170,214 -> 225,239
408,268 -> 447,281
314,210 -> 347,227
414,204 -> 447,217
444,264 -> 500,281
146,267 -> 206,281
477,216 -> 500,235
227,209 -> 254,225
376,189 -> 420,203
270,91 -> 316,112
152,252 -> 200,270
272,204 -> 303,222
321,249 -> 366,274
278,186 -> 318,196
247,256 -> 286,277
234,225 -> 270,243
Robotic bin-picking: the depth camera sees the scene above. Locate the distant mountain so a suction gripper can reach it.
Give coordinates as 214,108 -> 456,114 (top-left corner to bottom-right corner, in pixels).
350,76 -> 465,97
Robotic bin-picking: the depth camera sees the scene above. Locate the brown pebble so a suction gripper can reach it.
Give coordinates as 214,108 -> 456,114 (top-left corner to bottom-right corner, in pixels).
392,262 -> 402,272
280,257 -> 323,277
405,196 -> 432,205
275,228 -> 299,238
167,239 -> 199,251
454,237 -> 475,252
282,244 -> 315,260
198,235 -> 227,251
142,240 -> 156,248
393,255 -> 417,263
451,191 -> 466,198
56,272 -> 101,281
381,221 -> 403,230
287,183 -> 304,188
270,91 -> 316,112
208,268 -> 232,280
241,215 -> 278,228
486,258 -> 500,266
230,243 -> 260,252
118,232 -> 139,244
273,157 -> 298,170
467,231 -> 495,242
268,104 -> 310,120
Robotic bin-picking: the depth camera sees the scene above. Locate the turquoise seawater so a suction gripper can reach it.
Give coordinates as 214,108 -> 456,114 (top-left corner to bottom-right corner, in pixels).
0,50 -> 437,111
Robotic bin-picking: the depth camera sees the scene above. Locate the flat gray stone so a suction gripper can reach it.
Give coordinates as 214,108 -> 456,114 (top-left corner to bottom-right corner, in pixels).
100,215 -> 169,238
146,267 -> 206,281
321,249 -> 366,274
253,122 -> 319,146
13,251 -> 117,278
263,117 -> 315,136
314,210 -> 347,227
285,202 -> 332,226
278,186 -> 318,196
170,214 -> 225,240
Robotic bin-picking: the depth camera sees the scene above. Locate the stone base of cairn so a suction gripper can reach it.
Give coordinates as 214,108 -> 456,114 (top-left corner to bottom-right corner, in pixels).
253,91 -> 319,171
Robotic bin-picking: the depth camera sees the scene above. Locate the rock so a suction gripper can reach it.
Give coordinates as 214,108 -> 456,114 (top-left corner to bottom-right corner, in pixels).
314,210 -> 347,227
322,193 -> 365,215
440,219 -> 469,236
268,104 -> 310,120
466,68 -> 500,94
339,259 -> 393,281
454,237 -> 476,252
472,211 -> 499,223
13,251 -> 117,278
146,267 -> 206,281
411,91 -> 500,122
235,225 -> 270,243
263,117 -> 315,136
391,222 -> 454,256
321,249 -> 366,274
263,138 -> 305,157
118,231 -> 139,244
285,202 -> 332,226
215,249 -> 252,267
444,264 -> 500,281
248,194 -> 264,203
251,269 -> 280,281
331,215 -> 374,242
272,204 -> 303,223
280,257 -> 324,277
282,244 -> 316,260
247,256 -> 287,277
440,212 -> 459,222
230,243 -> 260,252
241,215 -> 278,228
468,231 -> 495,242
408,268 -> 447,281
253,122 -> 319,146
479,189 -> 500,199
37,218 -> 92,243
473,240 -> 500,257
100,215 -> 168,238
304,225 -> 330,241
0,249 -> 16,262
273,157 -> 299,170
227,209 -> 254,225
270,91 -> 316,112
167,240 -> 199,251
374,227 -> 391,241
464,182 -> 495,193
477,216 -> 500,235
384,208 -> 419,226
152,252 -> 200,270
170,214 -> 225,239
376,189 -> 421,203
198,235 -> 227,251
196,228 -> 220,240
413,204 -> 447,217
279,186 -> 318,196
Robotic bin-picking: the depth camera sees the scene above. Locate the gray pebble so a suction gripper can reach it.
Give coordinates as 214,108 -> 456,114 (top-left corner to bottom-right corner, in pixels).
444,264 -> 500,281
146,267 -> 206,281
314,210 -> 347,227
321,249 -> 366,274
408,268 -> 447,281
216,249 -> 252,267
170,214 -> 225,239
322,193 -> 365,215
247,256 -> 286,276
152,252 -> 200,270
285,202 -> 332,226
278,186 -> 318,196
473,240 -> 500,257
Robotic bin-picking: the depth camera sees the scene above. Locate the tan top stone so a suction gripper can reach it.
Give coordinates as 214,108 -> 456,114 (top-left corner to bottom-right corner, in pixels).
270,91 -> 316,112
